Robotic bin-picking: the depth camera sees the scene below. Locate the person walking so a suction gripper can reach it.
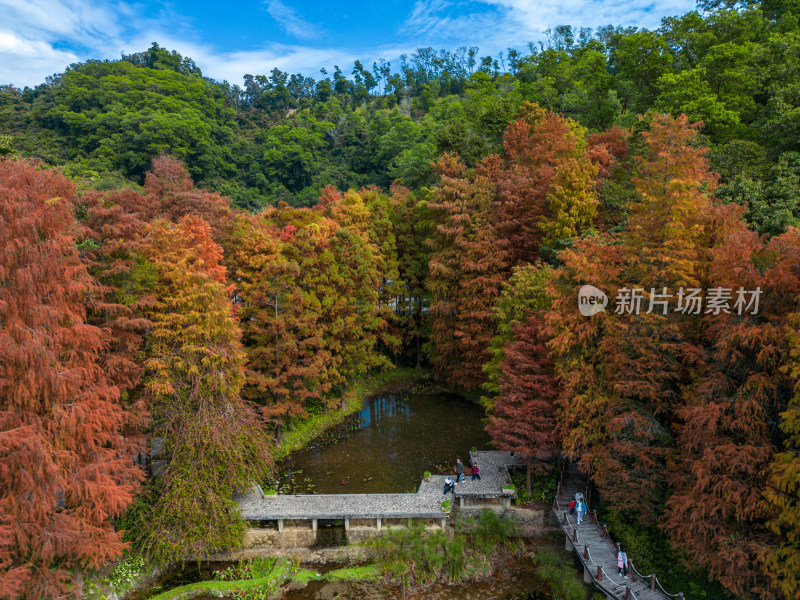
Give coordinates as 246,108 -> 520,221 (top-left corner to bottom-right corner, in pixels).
568,499 -> 576,516
580,499 -> 588,522
617,549 -> 625,576
576,497 -> 585,524
456,458 -> 464,483
622,550 -> 629,579
471,461 -> 480,481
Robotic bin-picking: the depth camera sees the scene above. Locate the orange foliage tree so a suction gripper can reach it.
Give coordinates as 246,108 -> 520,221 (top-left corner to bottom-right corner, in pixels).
137,215 -> 272,565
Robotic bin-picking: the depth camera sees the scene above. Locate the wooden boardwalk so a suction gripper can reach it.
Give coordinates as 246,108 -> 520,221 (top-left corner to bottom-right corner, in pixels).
553,462 -> 684,600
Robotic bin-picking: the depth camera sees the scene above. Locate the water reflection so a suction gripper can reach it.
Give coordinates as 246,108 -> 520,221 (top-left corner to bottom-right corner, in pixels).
277,392 -> 490,494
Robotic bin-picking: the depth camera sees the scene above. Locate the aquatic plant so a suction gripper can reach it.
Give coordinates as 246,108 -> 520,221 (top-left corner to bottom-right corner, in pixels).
214,557 -> 277,581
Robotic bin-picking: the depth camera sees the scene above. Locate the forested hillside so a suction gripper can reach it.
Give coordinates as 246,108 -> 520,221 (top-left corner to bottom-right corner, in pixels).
2,1 -> 800,600
1,0 -> 800,226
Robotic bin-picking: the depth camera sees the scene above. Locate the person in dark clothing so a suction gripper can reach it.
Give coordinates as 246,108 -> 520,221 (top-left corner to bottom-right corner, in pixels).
471,462 -> 480,480
443,478 -> 455,494
456,458 -> 464,483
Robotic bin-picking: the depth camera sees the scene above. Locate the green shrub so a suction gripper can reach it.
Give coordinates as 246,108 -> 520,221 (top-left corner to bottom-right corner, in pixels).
510,465 -> 558,504
110,554 -> 146,594
366,512 -> 520,592
534,548 -> 587,600
469,509 -> 519,554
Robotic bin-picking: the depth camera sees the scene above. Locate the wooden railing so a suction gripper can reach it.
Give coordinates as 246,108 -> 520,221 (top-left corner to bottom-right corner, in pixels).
551,460 -> 686,600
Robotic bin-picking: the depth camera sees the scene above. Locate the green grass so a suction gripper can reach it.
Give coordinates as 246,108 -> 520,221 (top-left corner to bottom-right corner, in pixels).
146,560 -> 376,600
277,366 -> 427,459
326,565 -> 379,581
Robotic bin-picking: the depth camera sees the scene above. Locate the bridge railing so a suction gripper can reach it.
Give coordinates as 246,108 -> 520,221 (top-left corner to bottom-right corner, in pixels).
552,461 -> 686,600
627,556 -> 683,599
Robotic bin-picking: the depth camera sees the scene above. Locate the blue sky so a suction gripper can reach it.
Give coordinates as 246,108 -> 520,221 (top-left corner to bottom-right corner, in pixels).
0,0 -> 697,88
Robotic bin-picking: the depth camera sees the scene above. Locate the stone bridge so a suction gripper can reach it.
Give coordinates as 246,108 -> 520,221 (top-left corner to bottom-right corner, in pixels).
235,450 -> 527,548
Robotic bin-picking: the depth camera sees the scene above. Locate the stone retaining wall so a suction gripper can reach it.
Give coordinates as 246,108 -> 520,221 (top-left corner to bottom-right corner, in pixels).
241,505 -> 550,550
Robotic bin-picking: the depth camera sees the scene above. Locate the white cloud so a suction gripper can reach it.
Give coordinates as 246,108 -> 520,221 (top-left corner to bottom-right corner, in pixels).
265,0 -> 322,41
0,0 -> 191,86
0,0 -> 347,87
0,32 -> 79,86
400,0 -> 696,56
128,37 -> 358,82
0,0 -> 699,88
0,0 -> 123,41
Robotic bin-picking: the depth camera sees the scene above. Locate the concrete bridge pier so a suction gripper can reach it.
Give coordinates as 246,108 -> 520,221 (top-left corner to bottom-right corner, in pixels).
584,566 -> 591,584
376,517 -> 381,531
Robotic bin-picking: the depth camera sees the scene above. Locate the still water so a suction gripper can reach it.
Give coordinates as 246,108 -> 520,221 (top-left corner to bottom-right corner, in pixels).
275,392 -> 491,494
129,392 -> 556,599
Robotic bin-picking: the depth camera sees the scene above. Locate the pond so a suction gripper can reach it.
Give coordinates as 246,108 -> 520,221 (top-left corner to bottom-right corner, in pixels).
125,389 -> 567,600
275,391 -> 492,495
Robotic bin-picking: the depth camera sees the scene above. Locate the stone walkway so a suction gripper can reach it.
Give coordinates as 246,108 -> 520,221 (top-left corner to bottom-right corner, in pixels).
237,450 -> 524,522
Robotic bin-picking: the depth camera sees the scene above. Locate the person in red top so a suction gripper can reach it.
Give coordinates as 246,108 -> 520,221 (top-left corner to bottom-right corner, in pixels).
569,499 -> 576,515
471,462 -> 480,480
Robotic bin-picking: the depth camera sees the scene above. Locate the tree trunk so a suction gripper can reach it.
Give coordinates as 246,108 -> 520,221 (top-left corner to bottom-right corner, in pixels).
72,565 -> 85,598
415,334 -> 421,370
526,458 -> 532,498
341,381 -> 348,410
276,423 -> 282,445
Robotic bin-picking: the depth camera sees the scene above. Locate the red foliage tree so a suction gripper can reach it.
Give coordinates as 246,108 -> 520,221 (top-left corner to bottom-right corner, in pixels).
488,314 -> 560,495
75,188 -> 155,434
143,154 -> 233,240
548,115 -> 728,522
490,102 -> 600,264
663,224 -> 795,600
228,213 -> 325,441
0,160 -> 142,599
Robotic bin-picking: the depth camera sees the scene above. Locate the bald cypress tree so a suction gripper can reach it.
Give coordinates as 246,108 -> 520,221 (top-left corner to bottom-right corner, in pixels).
488,314 -> 560,496
137,215 -> 272,565
0,160 -> 142,599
